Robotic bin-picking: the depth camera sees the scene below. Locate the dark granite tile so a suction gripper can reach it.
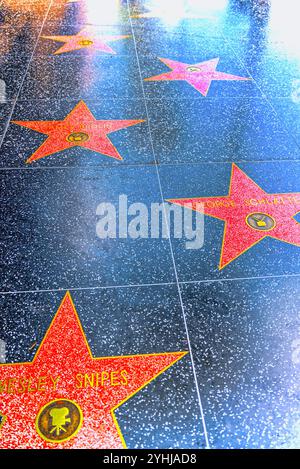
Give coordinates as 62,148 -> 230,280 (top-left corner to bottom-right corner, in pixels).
228,38 -> 300,99
0,24 -> 40,57
0,101 -> 13,139
134,28 -> 235,60
271,97 -> 300,147
181,277 -> 300,448
0,54 -> 31,100
148,97 -> 300,163
131,17 -> 223,39
19,54 -> 144,100
0,166 -> 175,291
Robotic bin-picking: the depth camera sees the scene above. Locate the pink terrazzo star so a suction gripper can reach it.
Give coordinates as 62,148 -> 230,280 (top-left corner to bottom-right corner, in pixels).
42,28 -> 130,55
145,57 -> 251,96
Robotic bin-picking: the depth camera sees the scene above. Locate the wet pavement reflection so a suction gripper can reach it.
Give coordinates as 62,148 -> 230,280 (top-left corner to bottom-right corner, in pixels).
0,0 -> 300,449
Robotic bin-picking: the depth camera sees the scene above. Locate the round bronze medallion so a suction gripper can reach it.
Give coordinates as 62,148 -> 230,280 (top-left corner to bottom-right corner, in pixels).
246,213 -> 276,231
36,399 -> 83,443
78,39 -> 94,46
186,66 -> 201,73
67,132 -> 89,143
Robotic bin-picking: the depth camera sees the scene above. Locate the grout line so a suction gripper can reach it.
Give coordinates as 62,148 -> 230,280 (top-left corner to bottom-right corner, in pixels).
179,272 -> 300,285
0,163 -> 158,171
4,95 -> 294,104
2,271 -> 300,296
3,96 -> 148,104
0,281 -> 177,295
0,0 -> 55,151
2,157 -> 300,173
126,0 -> 210,449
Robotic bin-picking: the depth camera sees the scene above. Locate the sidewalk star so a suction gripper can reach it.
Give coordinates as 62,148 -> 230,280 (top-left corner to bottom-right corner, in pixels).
168,164 -> 300,268
42,28 -> 130,55
145,57 -> 251,96
12,101 -> 145,163
0,292 -> 187,448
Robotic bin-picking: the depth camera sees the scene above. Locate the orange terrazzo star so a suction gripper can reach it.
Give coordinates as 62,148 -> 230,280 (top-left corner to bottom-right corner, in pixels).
42,28 -> 130,55
0,292 -> 187,449
12,101 -> 145,163
168,164 -> 300,269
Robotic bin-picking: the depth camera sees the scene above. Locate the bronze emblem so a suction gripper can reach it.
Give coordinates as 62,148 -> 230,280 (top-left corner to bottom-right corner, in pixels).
78,39 -> 94,46
67,132 -> 89,143
36,399 -> 83,443
186,66 -> 201,73
246,213 -> 276,231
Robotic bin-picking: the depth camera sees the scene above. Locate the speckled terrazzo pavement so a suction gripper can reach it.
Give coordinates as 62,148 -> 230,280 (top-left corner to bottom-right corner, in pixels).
0,0 -> 300,450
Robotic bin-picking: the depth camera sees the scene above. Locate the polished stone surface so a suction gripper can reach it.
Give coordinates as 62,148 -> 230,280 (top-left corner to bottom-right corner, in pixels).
19,55 -> 144,100
0,166 -> 175,291
181,277 -> 300,448
1,0 -> 300,450
148,97 -> 300,162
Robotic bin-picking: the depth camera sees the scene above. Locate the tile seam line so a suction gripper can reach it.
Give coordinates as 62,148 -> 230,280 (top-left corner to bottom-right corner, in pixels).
6,96 -> 291,103
126,0 -> 210,449
2,157 -> 300,172
0,0 -> 55,151
0,281 -> 177,295
2,272 -> 300,295
179,272 -> 300,285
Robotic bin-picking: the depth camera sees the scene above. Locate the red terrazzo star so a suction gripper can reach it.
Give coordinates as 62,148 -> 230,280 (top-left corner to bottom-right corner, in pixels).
12,101 -> 145,163
42,28 -> 130,55
0,292 -> 187,449
168,164 -> 300,268
145,57 -> 250,96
